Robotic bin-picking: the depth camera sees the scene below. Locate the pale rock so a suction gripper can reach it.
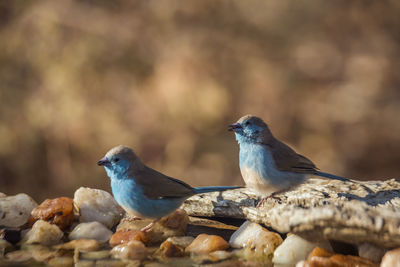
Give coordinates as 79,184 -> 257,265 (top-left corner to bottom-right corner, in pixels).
357,243 -> 386,263
54,239 -> 101,252
74,187 -> 121,228
0,193 -> 37,227
22,220 -> 63,246
0,193 -> 6,197
69,222 -> 112,243
110,240 -> 147,260
381,247 -> 400,267
229,220 -> 282,262
273,234 -> 332,266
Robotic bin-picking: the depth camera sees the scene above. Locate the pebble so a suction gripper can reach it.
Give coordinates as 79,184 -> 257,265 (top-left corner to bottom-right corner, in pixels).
117,209 -> 189,244
74,187 -> 121,228
110,240 -> 148,260
157,240 -> 185,258
229,220 -> 282,262
192,250 -> 232,264
357,243 -> 386,263
69,222 -> 113,243
186,234 -> 229,254
30,197 -> 75,230
381,247 -> 400,267
110,229 -> 147,247
54,239 -> 101,252
307,246 -> 378,267
273,234 -> 332,266
155,236 -> 195,258
0,193 -> 38,227
22,220 -> 63,246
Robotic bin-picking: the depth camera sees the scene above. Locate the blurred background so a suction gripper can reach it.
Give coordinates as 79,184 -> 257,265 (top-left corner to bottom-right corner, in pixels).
0,0 -> 399,201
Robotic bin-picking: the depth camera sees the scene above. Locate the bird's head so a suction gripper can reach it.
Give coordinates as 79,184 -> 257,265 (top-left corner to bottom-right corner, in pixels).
97,145 -> 143,179
228,115 -> 272,144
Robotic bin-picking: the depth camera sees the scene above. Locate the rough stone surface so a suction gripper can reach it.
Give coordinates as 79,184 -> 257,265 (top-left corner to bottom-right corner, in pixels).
182,178 -> 400,247
22,220 -> 63,246
30,197 -> 74,230
74,187 -> 121,229
0,193 -> 38,227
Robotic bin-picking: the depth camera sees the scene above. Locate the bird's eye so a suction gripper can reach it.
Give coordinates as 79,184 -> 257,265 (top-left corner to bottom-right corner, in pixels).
113,158 -> 120,163
245,121 -> 250,126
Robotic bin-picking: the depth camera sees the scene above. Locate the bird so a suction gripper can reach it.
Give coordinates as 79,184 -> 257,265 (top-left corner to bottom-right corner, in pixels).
228,115 -> 354,206
98,145 -> 241,232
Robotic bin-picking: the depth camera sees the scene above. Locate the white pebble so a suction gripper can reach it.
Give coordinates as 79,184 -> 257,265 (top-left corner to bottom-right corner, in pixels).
273,234 -> 331,266
74,187 -> 121,228
0,193 -> 38,227
69,221 -> 112,243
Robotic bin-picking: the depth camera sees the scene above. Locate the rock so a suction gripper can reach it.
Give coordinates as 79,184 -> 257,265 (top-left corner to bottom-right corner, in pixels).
30,197 -> 75,230
192,250 -> 232,264
155,236 -> 195,258
357,243 -> 386,263
0,239 -> 13,256
109,229 -> 147,247
186,234 -> 229,255
25,244 -> 61,262
182,178 -> 400,248
165,236 -> 195,248
381,247 -> 400,267
229,220 -> 282,262
117,209 -> 189,244
0,193 -> 6,197
110,240 -> 147,260
79,250 -> 110,260
273,234 -> 332,266
0,193 -> 38,227
47,256 -> 74,267
22,220 -> 63,246
5,250 -> 33,262
307,246 -> 378,267
74,187 -> 121,229
54,239 -> 101,252
157,240 -> 185,258
69,222 -> 113,243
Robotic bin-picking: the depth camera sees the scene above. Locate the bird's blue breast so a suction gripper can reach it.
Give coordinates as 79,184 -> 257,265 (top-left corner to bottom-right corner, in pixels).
110,177 -> 185,219
238,142 -> 305,192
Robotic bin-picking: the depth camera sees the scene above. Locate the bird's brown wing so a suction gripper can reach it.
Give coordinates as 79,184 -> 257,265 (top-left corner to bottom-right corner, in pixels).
266,138 -> 318,174
133,166 -> 195,199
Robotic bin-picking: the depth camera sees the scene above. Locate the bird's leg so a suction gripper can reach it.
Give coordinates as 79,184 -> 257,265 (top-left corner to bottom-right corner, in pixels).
256,191 -> 284,208
140,218 -> 160,232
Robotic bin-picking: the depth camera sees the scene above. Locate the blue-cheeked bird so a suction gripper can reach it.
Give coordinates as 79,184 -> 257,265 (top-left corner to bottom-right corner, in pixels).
229,115 -> 352,206
98,145 -> 241,231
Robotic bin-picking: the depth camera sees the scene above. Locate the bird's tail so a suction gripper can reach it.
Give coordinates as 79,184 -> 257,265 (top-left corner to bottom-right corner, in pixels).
193,186 -> 242,194
314,171 -> 350,182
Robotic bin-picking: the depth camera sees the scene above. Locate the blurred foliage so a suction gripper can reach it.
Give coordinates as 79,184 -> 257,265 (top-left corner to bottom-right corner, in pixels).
0,0 -> 400,201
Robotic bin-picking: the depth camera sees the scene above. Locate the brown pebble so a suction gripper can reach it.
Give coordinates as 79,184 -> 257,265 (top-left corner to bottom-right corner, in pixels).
109,229 -> 147,247
186,234 -> 229,255
307,247 -> 378,267
30,197 -> 74,230
158,240 -> 185,258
